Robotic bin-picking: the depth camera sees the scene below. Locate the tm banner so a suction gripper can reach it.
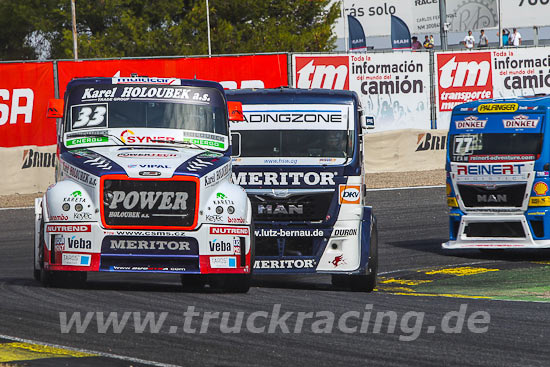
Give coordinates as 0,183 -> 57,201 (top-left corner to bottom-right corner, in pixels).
435,47 -> 550,129
293,52 -> 431,131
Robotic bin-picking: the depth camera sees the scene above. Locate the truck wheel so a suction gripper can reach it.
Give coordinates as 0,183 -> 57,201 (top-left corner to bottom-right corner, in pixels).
41,269 -> 87,288
349,219 -> 378,292
210,274 -> 251,293
331,274 -> 348,288
180,274 -> 206,290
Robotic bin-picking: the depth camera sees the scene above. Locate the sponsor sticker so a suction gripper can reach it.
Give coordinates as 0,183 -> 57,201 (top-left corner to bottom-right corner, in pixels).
529,196 -> 550,207
454,116 -> 487,129
478,103 -> 518,113
332,228 -> 358,236
339,185 -> 361,204
209,256 -> 237,269
253,259 -> 316,269
62,253 -> 91,266
46,224 -> 91,232
210,227 -> 250,236
502,115 -> 539,129
534,182 -> 548,196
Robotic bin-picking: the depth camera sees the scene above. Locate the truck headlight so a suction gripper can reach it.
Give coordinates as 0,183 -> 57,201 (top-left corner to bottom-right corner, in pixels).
227,206 -> 235,214
75,203 -> 83,212
216,206 -> 224,214
62,203 -> 70,211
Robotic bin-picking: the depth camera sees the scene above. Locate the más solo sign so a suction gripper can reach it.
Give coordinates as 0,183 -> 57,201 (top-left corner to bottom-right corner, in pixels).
435,47 -> 550,129
293,53 -> 431,131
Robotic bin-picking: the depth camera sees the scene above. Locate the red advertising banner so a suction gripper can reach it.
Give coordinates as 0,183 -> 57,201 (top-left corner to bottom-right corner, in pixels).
57,54 -> 288,98
0,62 -> 56,147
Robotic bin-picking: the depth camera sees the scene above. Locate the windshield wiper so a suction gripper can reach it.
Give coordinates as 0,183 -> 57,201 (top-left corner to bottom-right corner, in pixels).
65,133 -> 126,146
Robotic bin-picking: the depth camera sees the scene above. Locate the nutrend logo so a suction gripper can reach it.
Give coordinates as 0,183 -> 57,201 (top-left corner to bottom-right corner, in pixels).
437,52 -> 493,112
295,56 -> 349,90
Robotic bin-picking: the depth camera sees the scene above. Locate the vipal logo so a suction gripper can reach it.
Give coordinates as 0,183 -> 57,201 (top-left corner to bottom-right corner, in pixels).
437,52 -> 493,112
295,56 -> 349,90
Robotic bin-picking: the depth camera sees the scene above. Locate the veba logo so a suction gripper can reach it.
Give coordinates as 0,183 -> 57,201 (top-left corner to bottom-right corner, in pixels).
295,56 -> 349,90
437,52 -> 493,112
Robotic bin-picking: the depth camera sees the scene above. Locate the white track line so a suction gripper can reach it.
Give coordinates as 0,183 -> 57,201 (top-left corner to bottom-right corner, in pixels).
0,333 -> 180,367
0,206 -> 33,211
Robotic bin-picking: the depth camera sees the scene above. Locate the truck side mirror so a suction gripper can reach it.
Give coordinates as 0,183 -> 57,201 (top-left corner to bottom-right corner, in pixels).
47,99 -> 64,118
361,115 -> 375,130
228,101 -> 244,121
231,132 -> 241,157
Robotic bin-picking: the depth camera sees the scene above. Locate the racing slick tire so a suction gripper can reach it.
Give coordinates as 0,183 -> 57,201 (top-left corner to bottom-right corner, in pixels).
211,274 -> 252,293
180,274 -> 206,290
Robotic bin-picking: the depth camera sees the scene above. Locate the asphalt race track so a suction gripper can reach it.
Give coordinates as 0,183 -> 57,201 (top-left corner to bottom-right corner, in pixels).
1,187 -> 550,366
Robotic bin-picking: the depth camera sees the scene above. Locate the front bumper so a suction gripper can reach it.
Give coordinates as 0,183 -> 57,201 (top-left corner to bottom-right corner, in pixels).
43,222 -> 252,274
442,212 -> 550,249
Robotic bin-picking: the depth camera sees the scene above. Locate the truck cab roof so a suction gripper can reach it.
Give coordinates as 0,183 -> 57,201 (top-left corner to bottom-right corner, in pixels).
452,94 -> 550,115
226,87 -> 359,105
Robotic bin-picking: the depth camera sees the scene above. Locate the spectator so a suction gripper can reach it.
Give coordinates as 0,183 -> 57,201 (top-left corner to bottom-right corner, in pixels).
479,29 -> 489,47
500,28 -> 510,46
509,28 -> 522,46
423,35 -> 433,49
411,36 -> 422,50
429,35 -> 435,47
463,30 -> 475,49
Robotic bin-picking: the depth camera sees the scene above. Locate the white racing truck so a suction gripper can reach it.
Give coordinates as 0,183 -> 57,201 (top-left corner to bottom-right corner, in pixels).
227,88 -> 378,291
34,76 -> 254,292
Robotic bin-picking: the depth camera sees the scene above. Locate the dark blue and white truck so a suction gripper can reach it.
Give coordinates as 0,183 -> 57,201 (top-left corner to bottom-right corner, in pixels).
227,88 -> 377,291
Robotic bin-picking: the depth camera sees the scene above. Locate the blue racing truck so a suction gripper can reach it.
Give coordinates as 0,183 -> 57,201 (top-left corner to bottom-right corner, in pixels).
443,96 -> 550,249
227,88 -> 378,291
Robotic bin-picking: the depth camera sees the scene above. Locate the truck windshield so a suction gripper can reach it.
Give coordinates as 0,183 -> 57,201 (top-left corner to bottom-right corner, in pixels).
450,133 -> 542,162
65,84 -> 227,136
238,130 -> 350,158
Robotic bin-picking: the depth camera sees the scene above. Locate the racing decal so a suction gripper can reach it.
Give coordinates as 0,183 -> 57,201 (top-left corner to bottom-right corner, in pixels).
60,161 -> 99,186
534,182 -> 548,196
62,253 -> 91,266
253,259 -> 316,269
339,184 -> 361,204
257,203 -> 303,215
330,254 -> 347,268
295,56 -> 349,90
332,228 -> 358,236
478,103 -> 518,113
71,103 -> 108,130
254,228 -> 325,237
54,234 -> 92,250
415,132 -> 447,152
502,115 -> 540,129
454,116 -> 487,129
203,163 -> 231,187
210,256 -> 237,269
80,86 -> 214,103
46,224 -> 91,232
207,238 -> 242,255
101,175 -> 198,229
101,236 -> 198,255
112,77 -> 182,85
452,162 -> 533,182
210,227 -> 249,236
117,152 -> 180,159
235,104 -> 349,131
84,157 -> 112,170
232,171 -> 337,187
187,158 -> 214,172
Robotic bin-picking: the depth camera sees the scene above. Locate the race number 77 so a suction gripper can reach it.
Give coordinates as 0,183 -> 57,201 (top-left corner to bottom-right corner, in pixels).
453,136 -> 474,155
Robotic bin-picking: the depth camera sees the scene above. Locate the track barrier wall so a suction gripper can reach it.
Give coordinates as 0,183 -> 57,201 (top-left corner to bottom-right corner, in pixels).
2,47 -> 550,194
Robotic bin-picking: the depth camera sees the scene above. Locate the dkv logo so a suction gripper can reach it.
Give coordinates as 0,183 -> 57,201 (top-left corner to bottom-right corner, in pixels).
339,185 -> 361,204
437,52 -> 493,112
295,56 -> 349,90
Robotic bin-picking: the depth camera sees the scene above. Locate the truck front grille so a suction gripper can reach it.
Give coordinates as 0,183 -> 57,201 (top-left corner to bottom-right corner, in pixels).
464,222 -> 525,238
458,183 -> 526,208
250,192 -> 334,222
102,176 -> 197,228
